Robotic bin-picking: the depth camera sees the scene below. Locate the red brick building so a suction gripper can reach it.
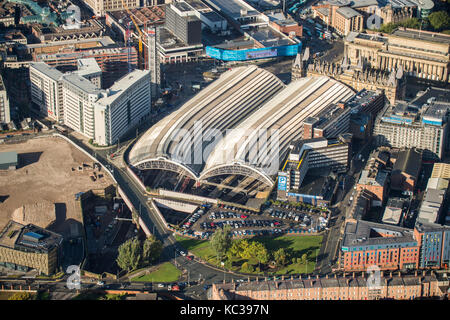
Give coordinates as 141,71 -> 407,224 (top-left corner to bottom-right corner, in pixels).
340,220 -> 420,271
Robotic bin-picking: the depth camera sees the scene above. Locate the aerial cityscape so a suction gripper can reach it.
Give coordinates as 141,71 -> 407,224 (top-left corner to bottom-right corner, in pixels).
0,0 -> 448,304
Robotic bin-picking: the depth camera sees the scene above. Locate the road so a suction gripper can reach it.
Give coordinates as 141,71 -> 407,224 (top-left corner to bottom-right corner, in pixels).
315,140 -> 374,274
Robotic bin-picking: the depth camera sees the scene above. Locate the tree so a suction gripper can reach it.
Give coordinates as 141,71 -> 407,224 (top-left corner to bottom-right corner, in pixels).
116,238 -> 142,272
301,253 -> 308,265
240,262 -> 254,273
273,248 -> 288,267
246,241 -> 269,268
8,292 -> 34,300
428,11 -> 450,31
227,239 -> 250,260
142,235 -> 163,265
210,225 -> 232,262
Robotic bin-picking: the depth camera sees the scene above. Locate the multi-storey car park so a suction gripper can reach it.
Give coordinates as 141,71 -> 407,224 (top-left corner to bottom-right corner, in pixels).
129,65 -> 355,194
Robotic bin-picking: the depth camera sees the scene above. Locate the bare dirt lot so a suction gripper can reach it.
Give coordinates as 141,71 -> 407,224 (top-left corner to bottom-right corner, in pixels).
0,136 -> 114,237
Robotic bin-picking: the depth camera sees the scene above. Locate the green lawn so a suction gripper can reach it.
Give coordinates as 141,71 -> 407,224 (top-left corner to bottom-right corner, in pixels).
175,234 -> 323,275
130,262 -> 182,283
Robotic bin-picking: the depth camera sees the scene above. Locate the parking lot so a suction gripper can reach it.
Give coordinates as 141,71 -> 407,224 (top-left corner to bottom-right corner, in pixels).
178,201 -> 329,239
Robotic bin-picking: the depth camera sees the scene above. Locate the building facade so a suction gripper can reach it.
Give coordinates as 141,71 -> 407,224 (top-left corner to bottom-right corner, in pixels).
93,69 -> 151,145
414,222 -> 450,269
0,221 -> 63,275
373,88 -> 450,160
345,29 -> 450,83
82,0 -> 140,17
341,220 -> 420,271
29,62 -> 64,123
210,270 -> 448,300
165,2 -> 202,46
0,75 -> 10,124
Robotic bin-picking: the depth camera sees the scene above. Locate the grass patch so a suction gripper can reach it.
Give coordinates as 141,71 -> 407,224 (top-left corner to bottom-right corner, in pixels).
175,234 -> 323,275
130,262 -> 181,283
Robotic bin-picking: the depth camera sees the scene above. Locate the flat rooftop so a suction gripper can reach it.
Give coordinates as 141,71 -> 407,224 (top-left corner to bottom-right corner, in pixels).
0,151 -> 18,165
392,29 -> 450,45
343,220 -> 417,248
30,62 -> 63,81
61,73 -> 102,95
95,69 -> 150,106
204,0 -> 260,19
0,220 -> 63,253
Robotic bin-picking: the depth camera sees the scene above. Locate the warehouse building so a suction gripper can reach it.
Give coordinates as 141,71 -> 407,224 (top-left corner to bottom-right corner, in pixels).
0,220 -> 63,275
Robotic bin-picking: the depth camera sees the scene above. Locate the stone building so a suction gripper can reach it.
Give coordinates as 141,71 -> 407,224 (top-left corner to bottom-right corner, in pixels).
305,55 -> 405,105
344,29 -> 450,83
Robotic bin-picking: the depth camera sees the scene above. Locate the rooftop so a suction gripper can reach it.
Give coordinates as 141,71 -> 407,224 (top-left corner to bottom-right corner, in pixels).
61,73 -> 102,95
392,148 -> 421,178
336,6 -> 361,19
0,220 -> 63,253
0,151 -> 18,165
95,69 -> 150,107
343,220 -> 417,248
75,58 -> 102,77
392,28 -> 450,45
30,62 -> 63,81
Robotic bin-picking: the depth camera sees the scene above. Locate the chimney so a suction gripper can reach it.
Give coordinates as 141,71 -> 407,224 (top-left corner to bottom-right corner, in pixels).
389,271 -> 392,278
308,275 -> 311,280
316,275 -> 319,279
265,277 -> 268,282
337,102 -> 345,110
232,278 -> 234,283
282,275 -> 284,281
326,274 -> 329,279
380,271 -> 384,278
415,270 -> 417,277
398,271 -> 401,277
275,282 -> 279,289
334,273 -> 337,279
291,275 -> 294,280
352,272 -> 355,279
248,277 -> 250,283
422,270 -> 426,277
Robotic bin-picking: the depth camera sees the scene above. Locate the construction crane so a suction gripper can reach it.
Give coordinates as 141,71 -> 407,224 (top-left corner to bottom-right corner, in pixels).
120,0 -> 160,98
121,0 -> 144,68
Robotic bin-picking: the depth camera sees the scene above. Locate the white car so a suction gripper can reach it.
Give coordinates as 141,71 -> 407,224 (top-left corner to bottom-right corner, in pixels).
180,251 -> 187,256
158,283 -> 164,288
97,281 -> 105,286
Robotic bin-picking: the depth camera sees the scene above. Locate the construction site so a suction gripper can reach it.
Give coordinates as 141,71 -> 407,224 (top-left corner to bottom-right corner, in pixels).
0,136 -> 114,239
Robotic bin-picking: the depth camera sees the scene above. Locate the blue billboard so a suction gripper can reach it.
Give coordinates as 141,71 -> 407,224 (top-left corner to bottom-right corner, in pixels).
205,43 -> 301,61
278,175 -> 287,191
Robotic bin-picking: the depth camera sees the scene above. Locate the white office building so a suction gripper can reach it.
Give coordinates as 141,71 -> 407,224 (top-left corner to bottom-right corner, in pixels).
61,73 -> 103,139
93,70 -> 151,145
29,62 -> 64,123
74,58 -> 102,89
0,75 -> 10,124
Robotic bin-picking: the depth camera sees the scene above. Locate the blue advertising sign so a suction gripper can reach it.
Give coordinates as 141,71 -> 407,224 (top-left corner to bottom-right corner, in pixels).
246,48 -> 277,59
278,176 -> 287,191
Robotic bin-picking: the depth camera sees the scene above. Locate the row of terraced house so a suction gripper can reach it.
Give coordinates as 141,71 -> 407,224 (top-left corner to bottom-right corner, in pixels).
210,270 -> 449,300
